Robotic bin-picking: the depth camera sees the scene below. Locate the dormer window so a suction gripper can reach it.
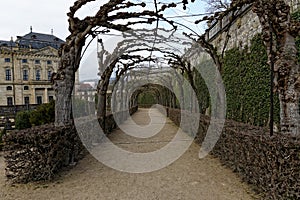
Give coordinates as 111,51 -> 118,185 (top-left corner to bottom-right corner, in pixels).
31,35 -> 37,39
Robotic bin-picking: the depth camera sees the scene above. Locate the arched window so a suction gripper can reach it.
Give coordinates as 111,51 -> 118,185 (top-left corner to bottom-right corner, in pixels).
24,86 -> 29,90
6,86 -> 12,90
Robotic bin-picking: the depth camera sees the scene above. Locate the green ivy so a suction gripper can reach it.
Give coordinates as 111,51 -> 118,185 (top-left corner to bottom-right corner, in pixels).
292,9 -> 300,62
194,34 -> 281,126
138,92 -> 156,105
193,59 -> 215,114
222,34 -> 280,126
292,9 -> 300,21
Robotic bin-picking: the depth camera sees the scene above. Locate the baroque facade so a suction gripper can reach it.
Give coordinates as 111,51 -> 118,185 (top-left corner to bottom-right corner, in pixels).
0,31 -> 71,106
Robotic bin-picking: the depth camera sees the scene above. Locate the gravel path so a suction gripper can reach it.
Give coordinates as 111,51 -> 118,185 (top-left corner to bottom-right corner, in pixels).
0,108 -> 258,200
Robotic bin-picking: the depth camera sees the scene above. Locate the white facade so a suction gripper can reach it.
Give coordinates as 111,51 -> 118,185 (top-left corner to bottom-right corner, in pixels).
0,31 -> 65,106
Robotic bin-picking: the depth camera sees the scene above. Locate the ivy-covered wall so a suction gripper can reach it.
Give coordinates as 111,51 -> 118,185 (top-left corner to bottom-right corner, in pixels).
292,9 -> 300,62
193,9 -> 300,127
194,34 -> 281,126
222,35 -> 280,126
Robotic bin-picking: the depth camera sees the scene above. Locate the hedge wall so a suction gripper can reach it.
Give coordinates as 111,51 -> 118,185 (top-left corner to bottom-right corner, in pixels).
3,124 -> 83,183
162,107 -> 300,199
3,106 -> 138,183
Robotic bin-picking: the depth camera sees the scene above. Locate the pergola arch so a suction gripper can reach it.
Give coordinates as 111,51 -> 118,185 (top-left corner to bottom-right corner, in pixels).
52,0 -> 185,126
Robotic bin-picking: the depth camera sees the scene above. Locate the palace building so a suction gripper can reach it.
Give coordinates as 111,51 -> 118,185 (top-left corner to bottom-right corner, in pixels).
0,30 -> 69,106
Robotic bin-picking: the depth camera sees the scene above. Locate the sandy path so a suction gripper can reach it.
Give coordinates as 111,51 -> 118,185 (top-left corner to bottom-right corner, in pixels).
0,108 -> 258,200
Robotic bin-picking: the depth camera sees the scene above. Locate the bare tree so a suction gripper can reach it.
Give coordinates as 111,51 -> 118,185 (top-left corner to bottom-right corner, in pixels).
55,0 -> 299,134
181,0 -> 300,134
52,0 -> 179,126
205,0 -> 230,12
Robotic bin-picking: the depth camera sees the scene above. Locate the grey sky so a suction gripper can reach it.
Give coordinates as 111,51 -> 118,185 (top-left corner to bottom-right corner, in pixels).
0,0 -> 75,40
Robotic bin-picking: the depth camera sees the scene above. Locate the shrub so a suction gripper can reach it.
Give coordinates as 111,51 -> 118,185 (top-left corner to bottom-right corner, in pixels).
15,111 -> 32,130
0,129 -> 5,150
29,101 -> 55,126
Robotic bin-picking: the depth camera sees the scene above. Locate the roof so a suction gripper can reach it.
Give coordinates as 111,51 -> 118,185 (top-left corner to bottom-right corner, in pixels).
79,83 -> 95,91
15,32 -> 65,50
0,40 -> 17,48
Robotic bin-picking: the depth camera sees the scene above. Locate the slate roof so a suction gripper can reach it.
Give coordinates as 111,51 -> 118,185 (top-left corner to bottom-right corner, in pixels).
15,32 -> 65,50
79,83 -> 95,91
0,40 -> 17,47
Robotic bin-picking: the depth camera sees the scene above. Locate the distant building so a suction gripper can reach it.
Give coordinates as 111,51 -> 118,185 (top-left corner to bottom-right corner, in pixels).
0,30 -> 78,106
76,83 -> 96,102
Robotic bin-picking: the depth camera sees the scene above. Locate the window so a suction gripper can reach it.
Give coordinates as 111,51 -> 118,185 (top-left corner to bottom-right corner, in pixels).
6,86 -> 12,90
4,58 -> 10,62
24,86 -> 29,90
37,96 -> 43,105
49,96 -> 54,102
7,97 -> 13,106
35,60 -> 40,64
23,69 -> 28,81
24,97 -> 30,105
48,70 -> 52,81
36,69 -> 41,80
47,60 -> 52,65
5,69 -> 11,81
22,59 -> 28,63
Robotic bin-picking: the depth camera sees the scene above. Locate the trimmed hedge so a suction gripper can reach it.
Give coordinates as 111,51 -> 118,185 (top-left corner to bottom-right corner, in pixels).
0,129 -> 5,151
3,124 -> 83,183
29,101 -> 55,126
3,106 -> 138,183
15,111 -> 31,130
164,107 -> 300,199
15,101 -> 55,130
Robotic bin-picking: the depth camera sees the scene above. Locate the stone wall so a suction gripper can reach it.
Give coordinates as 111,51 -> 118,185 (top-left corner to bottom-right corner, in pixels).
162,107 -> 300,199
207,0 -> 300,51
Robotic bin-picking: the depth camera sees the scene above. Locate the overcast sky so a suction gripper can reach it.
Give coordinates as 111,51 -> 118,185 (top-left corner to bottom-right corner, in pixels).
0,0 -> 207,81
0,0 -> 76,40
